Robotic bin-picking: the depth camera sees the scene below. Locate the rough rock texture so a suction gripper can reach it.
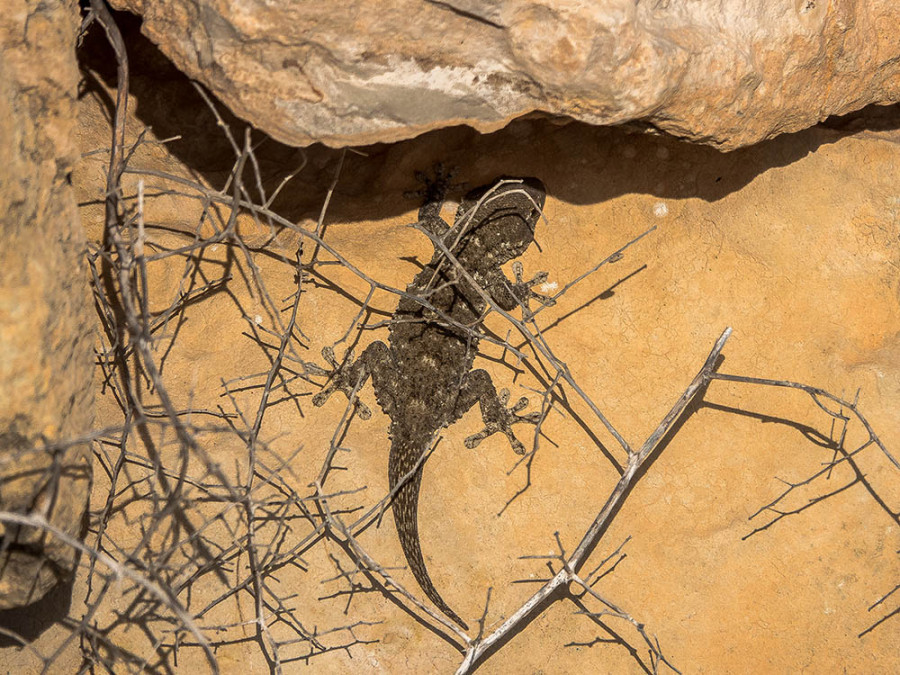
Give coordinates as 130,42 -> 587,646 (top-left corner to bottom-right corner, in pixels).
108,0 -> 900,149
0,0 -> 94,609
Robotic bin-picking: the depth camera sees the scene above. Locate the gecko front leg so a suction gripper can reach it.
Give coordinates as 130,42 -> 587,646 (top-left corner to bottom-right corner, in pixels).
405,162 -> 465,239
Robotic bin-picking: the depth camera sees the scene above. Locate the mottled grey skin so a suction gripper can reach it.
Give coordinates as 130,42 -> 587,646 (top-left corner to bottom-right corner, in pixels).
314,171 -> 546,629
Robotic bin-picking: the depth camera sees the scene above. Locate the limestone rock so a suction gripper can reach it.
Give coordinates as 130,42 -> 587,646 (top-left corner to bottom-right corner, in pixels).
0,0 -> 94,608
109,0 -> 900,149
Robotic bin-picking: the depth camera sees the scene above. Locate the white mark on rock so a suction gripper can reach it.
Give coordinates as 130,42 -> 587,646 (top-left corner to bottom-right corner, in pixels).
653,202 -> 669,218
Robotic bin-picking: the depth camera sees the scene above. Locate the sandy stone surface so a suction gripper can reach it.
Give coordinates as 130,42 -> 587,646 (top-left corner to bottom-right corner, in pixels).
107,0 -> 900,149
3,24 -> 897,672
0,0 -> 94,610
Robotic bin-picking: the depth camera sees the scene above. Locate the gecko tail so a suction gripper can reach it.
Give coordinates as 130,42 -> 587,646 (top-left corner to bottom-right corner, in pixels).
392,472 -> 470,631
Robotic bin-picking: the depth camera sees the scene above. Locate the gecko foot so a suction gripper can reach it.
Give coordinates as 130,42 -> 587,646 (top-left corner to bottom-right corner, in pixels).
510,261 -> 556,311
464,388 -> 541,455
403,162 -> 465,202
311,346 -> 372,419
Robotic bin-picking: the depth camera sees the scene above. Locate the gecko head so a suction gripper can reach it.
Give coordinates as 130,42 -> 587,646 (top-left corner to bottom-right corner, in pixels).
459,176 -> 546,265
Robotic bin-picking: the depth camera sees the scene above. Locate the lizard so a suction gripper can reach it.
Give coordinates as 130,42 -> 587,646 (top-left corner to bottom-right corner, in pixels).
313,167 -> 549,630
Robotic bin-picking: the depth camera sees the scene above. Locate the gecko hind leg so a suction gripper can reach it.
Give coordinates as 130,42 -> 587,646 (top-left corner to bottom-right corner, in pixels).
457,369 -> 541,455
312,342 -> 397,420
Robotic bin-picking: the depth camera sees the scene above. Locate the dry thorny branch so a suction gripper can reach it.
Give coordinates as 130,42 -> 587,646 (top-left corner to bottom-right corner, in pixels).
1,2 -> 897,673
